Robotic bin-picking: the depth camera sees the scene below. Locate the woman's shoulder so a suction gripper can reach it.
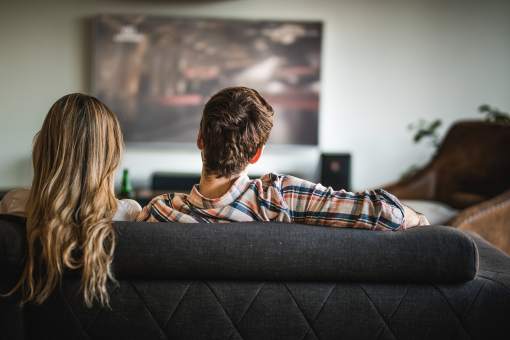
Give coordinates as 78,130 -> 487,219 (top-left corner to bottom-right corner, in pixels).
113,199 -> 142,221
0,188 -> 30,217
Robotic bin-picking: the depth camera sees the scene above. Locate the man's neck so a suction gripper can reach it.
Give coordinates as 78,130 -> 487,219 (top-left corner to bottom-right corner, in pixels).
198,169 -> 244,199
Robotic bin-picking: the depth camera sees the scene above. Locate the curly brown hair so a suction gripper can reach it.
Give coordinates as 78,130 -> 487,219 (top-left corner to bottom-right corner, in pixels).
200,87 -> 274,177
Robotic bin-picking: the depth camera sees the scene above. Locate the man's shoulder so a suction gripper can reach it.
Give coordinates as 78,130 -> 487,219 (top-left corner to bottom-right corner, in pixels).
257,173 -> 317,191
258,172 -> 287,187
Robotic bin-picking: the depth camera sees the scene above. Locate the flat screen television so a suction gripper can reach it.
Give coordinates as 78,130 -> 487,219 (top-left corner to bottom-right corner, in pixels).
92,15 -> 322,145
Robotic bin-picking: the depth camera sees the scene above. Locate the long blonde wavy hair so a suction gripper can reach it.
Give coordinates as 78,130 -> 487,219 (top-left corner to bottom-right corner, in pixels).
10,93 -> 123,307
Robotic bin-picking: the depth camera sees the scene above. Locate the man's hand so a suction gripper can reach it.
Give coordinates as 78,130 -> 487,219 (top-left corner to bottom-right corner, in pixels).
403,205 -> 430,229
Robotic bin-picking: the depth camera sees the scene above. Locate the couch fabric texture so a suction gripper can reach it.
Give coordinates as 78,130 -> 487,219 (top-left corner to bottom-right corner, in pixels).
1,215 -> 510,340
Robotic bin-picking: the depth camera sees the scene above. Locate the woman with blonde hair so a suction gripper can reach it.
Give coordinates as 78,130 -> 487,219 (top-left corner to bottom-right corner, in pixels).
0,93 -> 140,307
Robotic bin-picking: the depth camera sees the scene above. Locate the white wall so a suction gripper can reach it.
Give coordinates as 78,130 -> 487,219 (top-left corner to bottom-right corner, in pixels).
1,0 -> 509,190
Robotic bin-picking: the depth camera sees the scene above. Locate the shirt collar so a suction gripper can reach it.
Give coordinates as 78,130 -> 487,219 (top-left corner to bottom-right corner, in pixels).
188,174 -> 252,209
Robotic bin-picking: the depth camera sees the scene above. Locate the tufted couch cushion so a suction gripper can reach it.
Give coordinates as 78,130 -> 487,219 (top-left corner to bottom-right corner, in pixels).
0,216 -> 478,284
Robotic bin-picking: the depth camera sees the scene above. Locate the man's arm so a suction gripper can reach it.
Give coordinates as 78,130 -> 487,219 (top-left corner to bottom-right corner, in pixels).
136,193 -> 202,223
136,194 -> 173,222
280,176 -> 428,230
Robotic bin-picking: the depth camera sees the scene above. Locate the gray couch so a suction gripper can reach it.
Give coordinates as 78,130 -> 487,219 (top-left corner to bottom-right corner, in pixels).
1,214 -> 510,339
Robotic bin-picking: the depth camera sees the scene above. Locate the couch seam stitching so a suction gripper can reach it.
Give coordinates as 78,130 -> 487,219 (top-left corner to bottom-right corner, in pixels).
203,281 -> 245,340
388,287 -> 408,320
304,283 -> 337,339
479,269 -> 510,275
478,275 -> 510,294
463,281 -> 486,318
374,325 -> 387,340
59,288 -> 92,340
84,284 -> 120,332
162,281 -> 193,331
236,282 -> 265,325
282,283 -> 320,340
471,235 -> 479,278
129,281 -> 169,340
432,284 -> 472,339
358,285 -> 398,340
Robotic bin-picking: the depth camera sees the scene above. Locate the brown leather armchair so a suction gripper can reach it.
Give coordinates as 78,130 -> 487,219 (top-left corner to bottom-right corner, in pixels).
450,188 -> 510,255
384,120 -> 510,253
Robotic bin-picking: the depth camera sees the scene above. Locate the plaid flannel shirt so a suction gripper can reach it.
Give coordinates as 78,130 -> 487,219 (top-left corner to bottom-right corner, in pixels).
137,173 -> 409,230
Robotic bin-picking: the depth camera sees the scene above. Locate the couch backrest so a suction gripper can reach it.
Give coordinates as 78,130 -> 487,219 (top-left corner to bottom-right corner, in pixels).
0,215 -> 478,285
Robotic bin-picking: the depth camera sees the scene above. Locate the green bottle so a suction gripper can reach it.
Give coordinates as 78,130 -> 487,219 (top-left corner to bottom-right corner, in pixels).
120,169 -> 134,199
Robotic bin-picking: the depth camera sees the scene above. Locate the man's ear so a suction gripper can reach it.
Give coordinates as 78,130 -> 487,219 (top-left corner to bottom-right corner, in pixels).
249,147 -> 264,164
197,132 -> 204,150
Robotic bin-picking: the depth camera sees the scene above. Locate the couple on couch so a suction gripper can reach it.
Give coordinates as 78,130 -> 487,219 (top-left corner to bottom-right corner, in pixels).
0,87 -> 428,308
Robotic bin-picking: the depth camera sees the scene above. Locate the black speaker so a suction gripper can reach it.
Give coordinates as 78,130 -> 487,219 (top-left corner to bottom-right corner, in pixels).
320,153 -> 351,191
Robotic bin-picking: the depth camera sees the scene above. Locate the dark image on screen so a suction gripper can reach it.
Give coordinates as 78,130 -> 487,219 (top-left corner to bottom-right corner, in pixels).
92,15 -> 322,145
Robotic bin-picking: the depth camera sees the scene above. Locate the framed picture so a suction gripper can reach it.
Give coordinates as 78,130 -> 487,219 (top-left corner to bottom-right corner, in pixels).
92,15 -> 322,145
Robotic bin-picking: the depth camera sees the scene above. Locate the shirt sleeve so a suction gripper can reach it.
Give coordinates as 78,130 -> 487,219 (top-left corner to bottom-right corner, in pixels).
136,194 -> 173,222
136,203 -> 152,222
280,176 -> 406,230
113,199 -> 142,221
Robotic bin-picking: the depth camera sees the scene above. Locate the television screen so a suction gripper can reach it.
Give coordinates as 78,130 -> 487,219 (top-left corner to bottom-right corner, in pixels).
92,15 -> 322,145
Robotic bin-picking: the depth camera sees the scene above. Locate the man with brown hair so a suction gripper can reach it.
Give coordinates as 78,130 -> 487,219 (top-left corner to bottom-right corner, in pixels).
138,86 -> 428,229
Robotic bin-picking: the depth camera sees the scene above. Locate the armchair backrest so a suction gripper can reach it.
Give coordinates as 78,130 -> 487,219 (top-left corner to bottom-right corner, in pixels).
386,121 -> 510,209
433,121 -> 510,207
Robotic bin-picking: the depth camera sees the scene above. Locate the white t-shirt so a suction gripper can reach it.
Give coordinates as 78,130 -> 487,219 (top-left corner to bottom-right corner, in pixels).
0,188 -> 141,221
